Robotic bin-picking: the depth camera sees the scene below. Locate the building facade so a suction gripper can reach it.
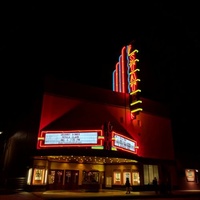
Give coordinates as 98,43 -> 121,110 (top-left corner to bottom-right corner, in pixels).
26,76 -> 176,191
3,43 -> 199,191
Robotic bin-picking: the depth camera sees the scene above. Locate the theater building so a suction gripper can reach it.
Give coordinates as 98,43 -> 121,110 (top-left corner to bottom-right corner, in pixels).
25,44 -> 177,191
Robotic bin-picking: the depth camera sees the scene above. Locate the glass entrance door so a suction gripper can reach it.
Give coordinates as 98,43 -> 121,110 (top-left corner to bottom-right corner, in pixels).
65,170 -> 79,190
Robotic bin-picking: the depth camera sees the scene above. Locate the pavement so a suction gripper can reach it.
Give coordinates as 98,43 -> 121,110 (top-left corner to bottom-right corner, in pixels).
1,189 -> 200,200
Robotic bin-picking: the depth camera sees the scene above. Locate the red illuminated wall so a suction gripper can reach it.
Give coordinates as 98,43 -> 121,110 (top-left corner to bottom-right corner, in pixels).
132,112 -> 174,159
37,92 -> 133,149
37,79 -> 175,161
39,94 -> 81,130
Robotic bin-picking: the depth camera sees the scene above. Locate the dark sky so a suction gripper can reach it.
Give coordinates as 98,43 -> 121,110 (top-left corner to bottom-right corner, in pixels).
1,2 -> 200,155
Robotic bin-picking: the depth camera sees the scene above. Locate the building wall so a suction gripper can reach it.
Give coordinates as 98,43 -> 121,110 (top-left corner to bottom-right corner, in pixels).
135,112 -> 174,160
33,78 -> 177,190
2,77 -> 197,190
38,92 -> 174,161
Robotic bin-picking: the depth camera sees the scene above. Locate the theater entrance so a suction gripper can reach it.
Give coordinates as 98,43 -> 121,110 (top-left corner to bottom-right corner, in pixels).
48,169 -> 79,190
64,170 -> 79,190
48,170 -> 64,190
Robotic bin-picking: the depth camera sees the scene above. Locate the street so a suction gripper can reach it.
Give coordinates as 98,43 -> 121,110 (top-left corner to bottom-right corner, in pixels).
1,190 -> 200,200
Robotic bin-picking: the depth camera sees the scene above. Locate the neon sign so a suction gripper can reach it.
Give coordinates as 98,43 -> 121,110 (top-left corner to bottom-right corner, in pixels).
112,43 -> 142,119
37,130 -> 104,149
112,132 -> 138,154
127,46 -> 140,93
44,132 -> 98,144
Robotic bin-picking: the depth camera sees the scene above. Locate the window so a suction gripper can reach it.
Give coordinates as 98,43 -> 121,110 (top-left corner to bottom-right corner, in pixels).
82,170 -> 99,183
49,170 -> 55,184
32,168 -> 45,185
123,172 -> 131,185
132,172 -> 140,185
185,169 -> 195,182
143,165 -> 159,185
113,171 -> 121,185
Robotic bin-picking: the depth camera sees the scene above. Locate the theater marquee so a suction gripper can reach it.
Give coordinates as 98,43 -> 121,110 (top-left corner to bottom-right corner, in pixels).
112,132 -> 138,154
37,130 -> 104,149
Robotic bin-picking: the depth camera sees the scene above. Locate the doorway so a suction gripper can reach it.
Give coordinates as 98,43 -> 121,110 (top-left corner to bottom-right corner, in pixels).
64,170 -> 79,190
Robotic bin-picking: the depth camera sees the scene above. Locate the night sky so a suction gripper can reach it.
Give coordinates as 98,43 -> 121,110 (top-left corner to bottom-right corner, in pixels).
1,2 -> 200,156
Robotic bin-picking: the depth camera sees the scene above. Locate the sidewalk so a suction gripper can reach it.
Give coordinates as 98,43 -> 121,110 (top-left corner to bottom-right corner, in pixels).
0,190 -> 43,200
1,189 -> 200,200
